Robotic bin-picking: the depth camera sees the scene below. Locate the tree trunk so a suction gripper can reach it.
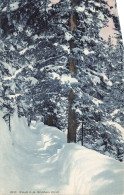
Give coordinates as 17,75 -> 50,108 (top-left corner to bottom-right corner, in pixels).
68,90 -> 77,143
69,58 -> 77,75
45,116 -> 54,126
9,114 -> 11,132
81,122 -> 83,146
28,115 -> 31,127
67,0 -> 77,143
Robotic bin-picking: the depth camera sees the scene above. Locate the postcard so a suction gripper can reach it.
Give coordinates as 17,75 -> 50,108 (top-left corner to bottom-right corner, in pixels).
0,0 -> 123,195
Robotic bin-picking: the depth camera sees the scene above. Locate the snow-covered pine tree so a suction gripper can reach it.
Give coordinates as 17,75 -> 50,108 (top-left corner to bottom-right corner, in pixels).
64,0 -> 124,160
0,0 -> 71,130
0,38 -> 16,131
0,0 -> 123,160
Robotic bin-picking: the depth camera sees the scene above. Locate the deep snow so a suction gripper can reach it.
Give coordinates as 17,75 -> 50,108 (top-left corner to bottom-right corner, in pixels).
0,112 -> 124,195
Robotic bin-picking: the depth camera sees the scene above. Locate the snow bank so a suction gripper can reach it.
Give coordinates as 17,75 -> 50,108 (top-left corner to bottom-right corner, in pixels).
61,144 -> 124,195
0,112 -> 20,194
0,113 -> 123,195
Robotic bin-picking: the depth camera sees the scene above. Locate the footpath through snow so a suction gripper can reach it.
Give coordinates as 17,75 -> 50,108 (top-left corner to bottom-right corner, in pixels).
0,113 -> 124,195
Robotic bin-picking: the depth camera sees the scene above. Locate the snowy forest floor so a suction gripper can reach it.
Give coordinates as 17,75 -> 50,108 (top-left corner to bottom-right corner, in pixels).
0,112 -> 124,195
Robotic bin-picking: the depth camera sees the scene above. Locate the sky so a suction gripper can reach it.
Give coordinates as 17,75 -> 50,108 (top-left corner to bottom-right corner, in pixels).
116,0 -> 124,39
49,0 -> 61,3
100,0 -> 118,45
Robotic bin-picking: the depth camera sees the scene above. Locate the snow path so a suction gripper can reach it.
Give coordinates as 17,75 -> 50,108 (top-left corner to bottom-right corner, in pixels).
0,116 -> 67,194
11,121 -> 67,192
0,114 -> 124,195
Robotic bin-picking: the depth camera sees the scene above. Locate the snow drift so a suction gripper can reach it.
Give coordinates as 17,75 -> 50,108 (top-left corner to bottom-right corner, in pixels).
0,112 -> 123,195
